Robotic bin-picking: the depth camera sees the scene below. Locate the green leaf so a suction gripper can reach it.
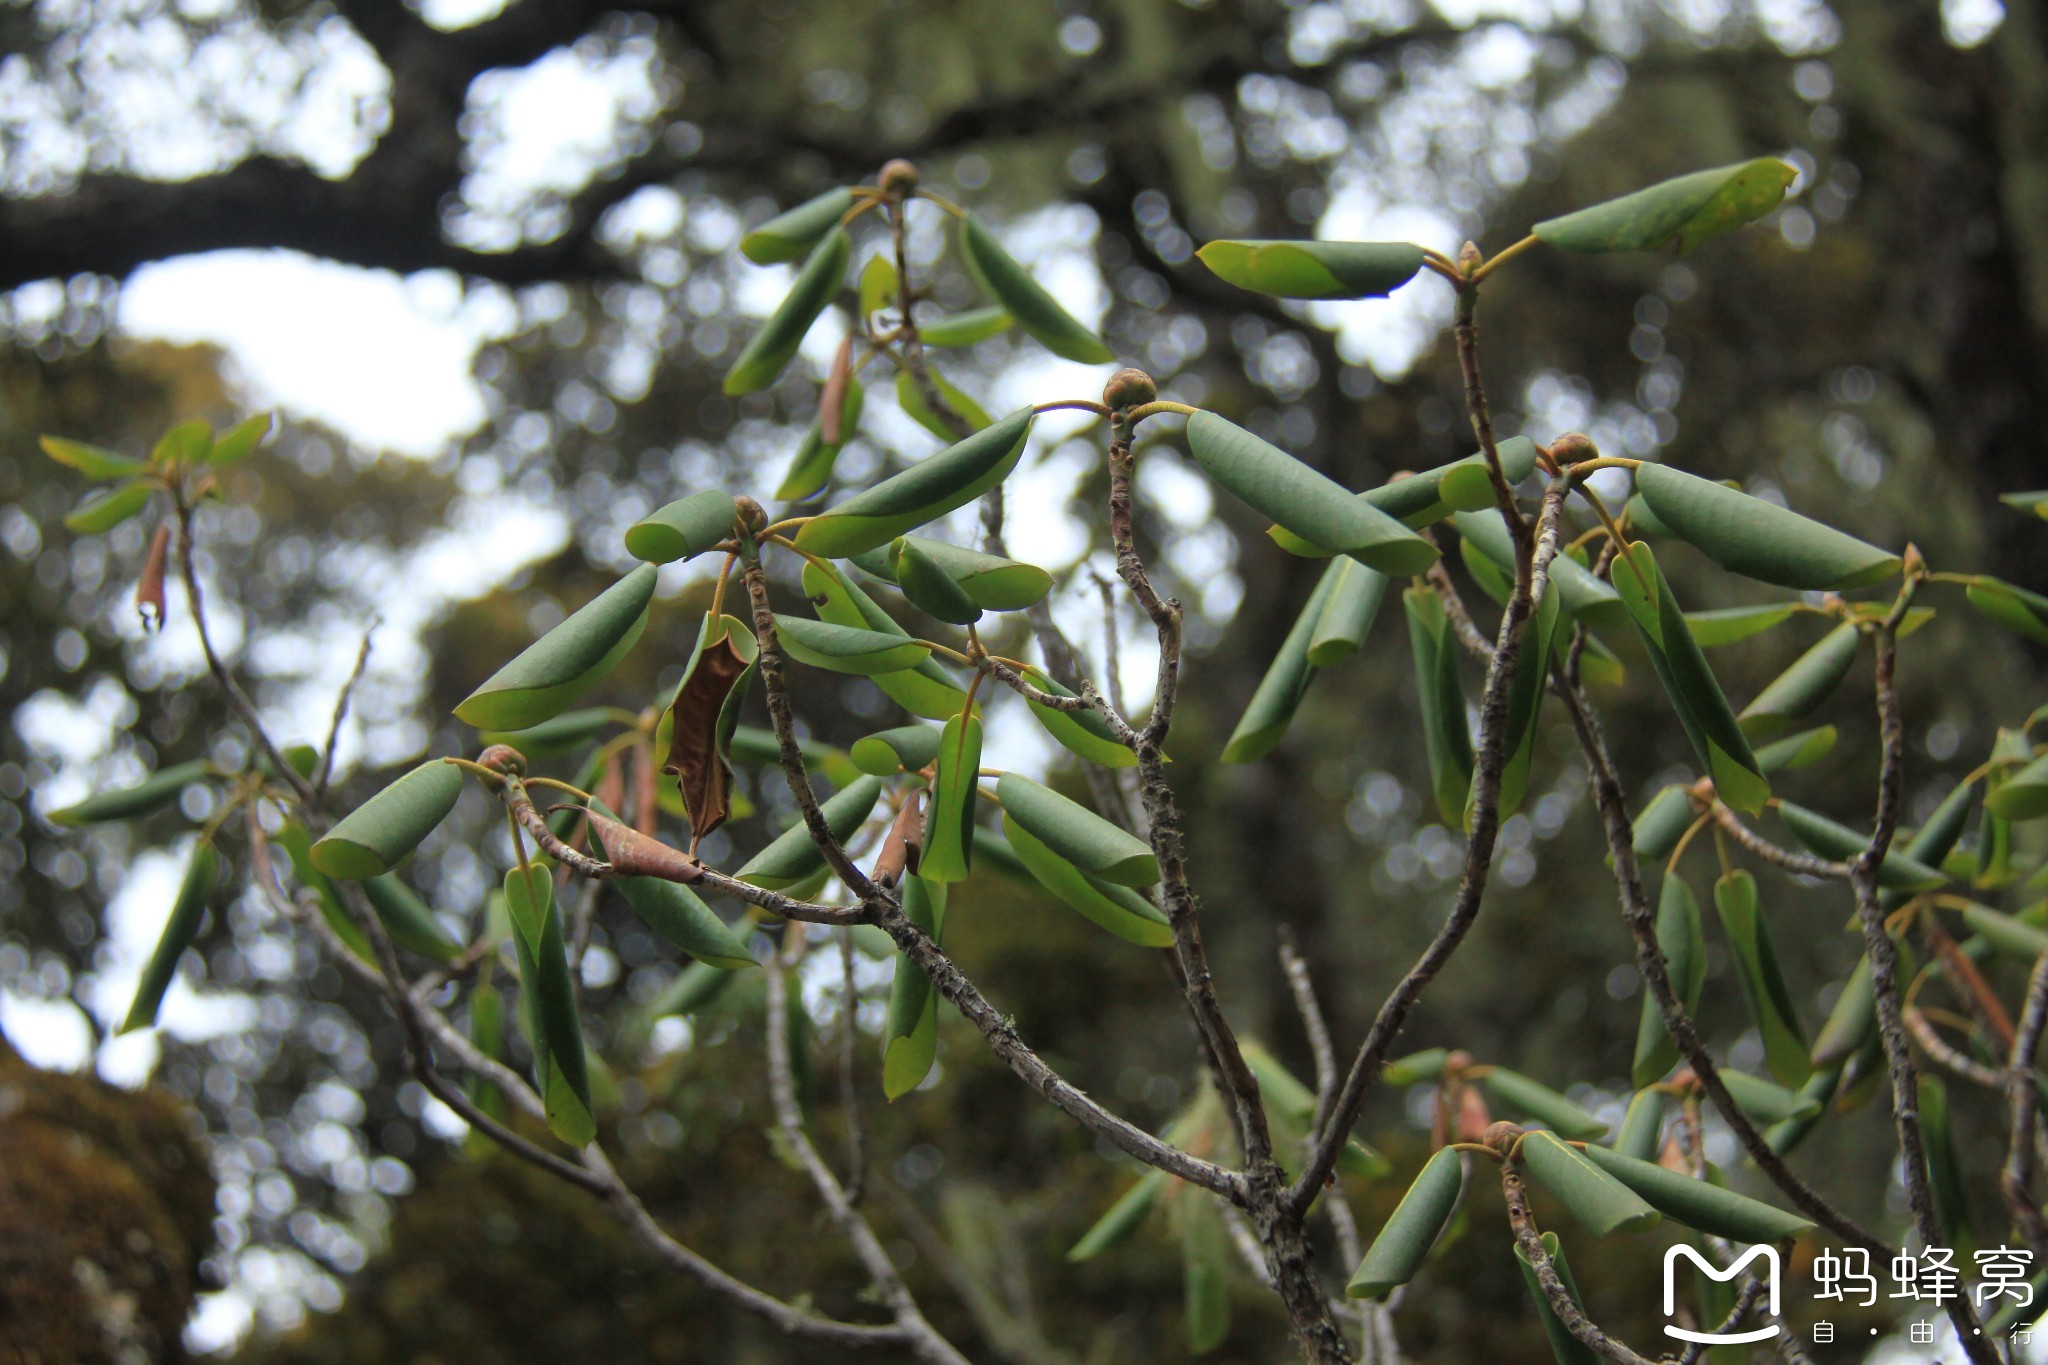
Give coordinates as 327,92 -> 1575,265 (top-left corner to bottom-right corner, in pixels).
796,410 -> 1033,558
882,874 -> 945,1099
1633,874 -> 1705,1087
595,802 -> 756,969
1775,801 -> 1947,890
312,760 -> 464,879
361,875 -> 462,959
1513,1231 -> 1599,1365
1466,588 -> 1559,828
1712,870 -> 1809,1086
1195,238 -> 1427,300
1753,725 -> 1838,774
1221,561 -> 1342,764
1186,412 -> 1436,575
1766,1067 -> 1845,1156
49,759 -> 213,826
1634,463 -> 1900,591
455,565 -> 658,731
1306,558 -> 1389,667
1718,1069 -> 1821,1125
1270,437 -> 1543,554
625,491 -> 740,564
1346,1147 -> 1465,1297
1609,542 -> 1770,815
503,862 -> 554,960
996,772 -> 1158,887
958,214 -> 1113,364
120,839 -> 219,1033
1452,512 -> 1629,631
477,707 -> 621,756
920,713 -> 984,884
724,226 -> 850,395
801,560 -> 970,720
735,775 -> 885,889
918,306 -> 1014,347
1002,812 -> 1172,947
1518,1130 -> 1659,1237
638,960 -> 739,1027
1958,902 -> 2048,963
891,538 -> 982,624
857,251 -> 898,319
1631,784 -> 1698,863
1533,158 -> 1797,254
1021,669 -> 1138,770
1810,957 -> 1876,1067
1068,1169 -> 1168,1261
508,869 -> 595,1146
1919,1074 -> 1967,1246
895,366 -> 993,440
1965,576 -> 2048,644
40,435 -> 147,480
1383,1048 -> 1450,1086
64,479 -> 154,534
1577,1145 -> 1813,1242
2001,489 -> 2048,520
1181,1190 -> 1232,1355
1405,586 -> 1473,826
1480,1069 -> 1608,1140
1736,622 -> 1861,739
151,419 -> 212,466
1684,603 -> 1800,647
207,413 -> 273,464
850,725 -> 944,777
889,535 -> 1052,611
774,614 -> 932,675
276,822 -> 375,962
776,376 -> 865,503
740,187 -> 856,265
1614,1090 -> 1665,1162
1986,753 -> 2048,822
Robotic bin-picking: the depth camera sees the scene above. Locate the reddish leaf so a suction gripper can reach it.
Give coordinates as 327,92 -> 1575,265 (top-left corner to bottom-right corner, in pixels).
136,520 -> 170,631
820,334 -> 853,446
662,627 -> 752,840
630,739 -> 659,837
577,804 -> 707,883
872,791 -> 926,888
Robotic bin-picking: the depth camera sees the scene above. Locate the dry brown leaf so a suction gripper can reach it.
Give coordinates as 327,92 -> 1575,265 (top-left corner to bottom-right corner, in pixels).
137,520 -> 170,631
580,804 -> 707,883
662,629 -> 750,840
820,333 -> 853,446
872,790 -> 926,888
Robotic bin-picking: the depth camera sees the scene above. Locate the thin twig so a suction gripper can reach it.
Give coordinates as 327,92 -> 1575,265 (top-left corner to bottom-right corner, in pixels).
2003,947 -> 2048,1256
837,925 -> 867,1203
1708,804 -> 1849,879
316,621 -> 375,797
1499,1159 -> 1654,1365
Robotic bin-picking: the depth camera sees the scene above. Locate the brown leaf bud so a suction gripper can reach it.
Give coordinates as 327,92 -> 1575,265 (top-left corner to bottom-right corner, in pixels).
879,159 -> 919,194
1102,368 -> 1155,411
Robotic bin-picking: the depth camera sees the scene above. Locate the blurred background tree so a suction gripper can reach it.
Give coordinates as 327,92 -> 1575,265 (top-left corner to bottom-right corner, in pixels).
1,0 -> 2043,1359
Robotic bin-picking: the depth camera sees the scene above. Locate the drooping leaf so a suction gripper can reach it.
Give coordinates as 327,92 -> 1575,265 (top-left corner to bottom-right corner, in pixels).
1766,1066 -> 1846,1156
725,226 -> 851,395
777,377 -> 866,503
1181,1188 -> 1232,1355
1346,1147 -> 1465,1298
996,772 -> 1158,887
1683,603 -> 1800,647
857,252 -> 899,319
591,799 -> 756,968
276,822 -> 375,962
1480,1069 -> 1608,1139
919,713 -> 983,884
49,759 -> 213,826
1306,558 -> 1389,667
735,775 -> 885,889
958,214 -> 1113,363
1068,1169 -> 1169,1261
507,867 -> 595,1146
65,479 -> 154,534
1022,669 -> 1138,769
1919,1074 -> 1967,1246
1958,902 -> 2048,963
796,410 -> 1033,558
1965,576 -> 2048,644
662,614 -> 759,841
361,875 -> 463,959
312,760 -> 464,879
1406,586 -> 1473,826
1002,813 -> 1173,947
624,491 -> 740,564
455,565 -> 658,731
1633,874 -> 1705,1087
1221,562 -> 1342,764
1614,1090 -> 1665,1162
1718,1069 -> 1821,1124
1775,801 -> 1947,890
890,538 -> 982,625
1532,158 -> 1797,255
1185,412 -> 1437,574
740,187 -> 856,264
502,861 -> 554,960
1466,587 -> 1559,828
1518,1130 -> 1659,1237
1452,511 -> 1629,631
1712,870 -> 1809,1086
1631,784 -> 1698,863
40,435 -> 147,480
774,614 -> 932,675
1634,463 -> 1900,591
1810,956 -> 1876,1067
801,560 -> 970,720
120,839 -> 219,1033
1577,1145 -> 1813,1242
895,366 -> 993,440
882,874 -> 945,1099
1609,542 -> 1770,815
919,306 -> 1014,347
1513,1231 -> 1599,1365
1271,438 -> 1543,555
1736,622 -> 1861,739
1753,725 -> 1838,774
889,535 -> 1052,611
850,725 -> 944,777
1195,238 -> 1427,300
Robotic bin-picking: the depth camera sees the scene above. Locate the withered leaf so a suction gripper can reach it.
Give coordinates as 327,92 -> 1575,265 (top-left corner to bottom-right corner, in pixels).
580,804 -> 707,883
663,623 -> 753,840
872,790 -> 926,889
630,739 -> 659,837
137,520 -> 170,631
820,333 -> 853,447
